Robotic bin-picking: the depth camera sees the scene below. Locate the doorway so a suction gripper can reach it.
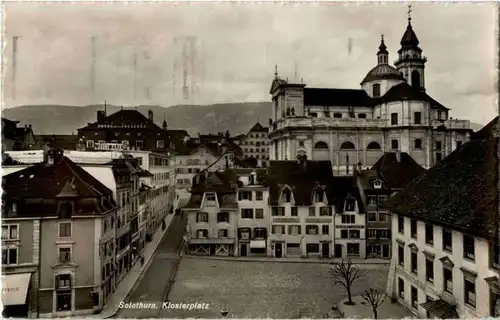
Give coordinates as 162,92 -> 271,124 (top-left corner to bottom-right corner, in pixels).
275,242 -> 283,258
322,243 -> 330,258
334,244 -> 342,258
382,244 -> 390,258
240,244 -> 247,257
210,245 -> 216,256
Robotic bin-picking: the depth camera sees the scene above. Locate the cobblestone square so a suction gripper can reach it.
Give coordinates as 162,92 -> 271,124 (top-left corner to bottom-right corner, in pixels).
162,258 -> 391,319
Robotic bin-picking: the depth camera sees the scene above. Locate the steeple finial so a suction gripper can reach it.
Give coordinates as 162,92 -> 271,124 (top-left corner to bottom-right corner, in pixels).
407,4 -> 412,24
274,65 -> 278,79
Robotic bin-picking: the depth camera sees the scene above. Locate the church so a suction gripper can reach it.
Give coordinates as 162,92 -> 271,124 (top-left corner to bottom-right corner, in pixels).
268,9 -> 472,175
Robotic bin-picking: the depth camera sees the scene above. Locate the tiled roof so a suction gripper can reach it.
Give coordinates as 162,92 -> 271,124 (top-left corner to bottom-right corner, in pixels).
184,171 -> 239,209
472,116 -> 498,140
80,109 -> 162,131
374,82 -> 449,110
303,88 -> 372,107
249,122 -> 268,132
382,135 -> 499,241
371,152 -> 425,189
37,135 -> 79,150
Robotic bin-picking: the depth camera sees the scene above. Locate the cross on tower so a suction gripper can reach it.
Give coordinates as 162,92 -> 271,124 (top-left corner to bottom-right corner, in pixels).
407,4 -> 412,23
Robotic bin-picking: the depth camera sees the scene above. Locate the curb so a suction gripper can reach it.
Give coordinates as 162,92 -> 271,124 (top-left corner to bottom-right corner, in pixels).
103,216 -> 175,318
182,255 -> 390,265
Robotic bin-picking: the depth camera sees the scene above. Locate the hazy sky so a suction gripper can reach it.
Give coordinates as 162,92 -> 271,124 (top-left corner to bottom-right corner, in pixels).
2,2 -> 497,124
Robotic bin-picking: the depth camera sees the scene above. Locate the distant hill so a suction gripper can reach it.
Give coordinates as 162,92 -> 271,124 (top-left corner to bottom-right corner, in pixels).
2,103 -> 484,137
1,103 -> 272,136
470,122 -> 486,132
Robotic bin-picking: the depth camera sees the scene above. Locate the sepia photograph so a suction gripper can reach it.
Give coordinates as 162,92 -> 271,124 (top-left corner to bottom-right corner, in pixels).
1,1 -> 498,319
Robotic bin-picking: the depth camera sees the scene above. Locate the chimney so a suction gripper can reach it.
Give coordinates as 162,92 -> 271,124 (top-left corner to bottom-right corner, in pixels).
396,151 -> 401,163
148,110 -> 153,122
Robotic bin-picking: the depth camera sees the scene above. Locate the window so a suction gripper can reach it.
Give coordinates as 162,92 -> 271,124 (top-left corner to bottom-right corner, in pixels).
426,259 -> 434,283
289,225 -> 301,235
463,235 -> 475,260
341,215 -> 355,224
490,242 -> 499,270
306,244 -> 320,253
372,84 -> 381,97
254,228 -> 266,239
291,207 -> 298,216
367,229 -> 377,239
349,230 -> 360,239
436,141 -> 442,151
378,195 -> 387,204
156,140 -> 164,148
411,252 -> 418,274
398,244 -> 404,266
398,277 -> 405,299
411,286 -> 418,309
241,209 -> 253,219
333,113 -> 342,118
319,207 -> 332,216
86,140 -> 94,148
56,274 -> 71,289
315,191 -> 324,203
358,113 -> 367,119
59,222 -> 72,238
377,229 -> 390,238
255,191 -> 263,201
271,207 -> 285,216
345,198 -> 356,212
391,113 -> 398,125
196,212 -> 208,223
398,216 -> 404,233
347,243 -> 360,256
2,225 -> 18,240
464,278 -> 476,308
414,139 -> 422,149
424,224 -> 433,245
414,112 -> 422,125
322,225 -> 329,235
368,212 -> 377,222
255,209 -> 264,219
391,140 -> 399,150
217,212 -> 229,223
206,193 -> 216,202
272,225 -> 285,235
306,225 -> 319,235
341,230 -> 348,239
309,207 -> 316,216
59,247 -> 71,263
299,141 -> 305,147
378,213 -> 387,222
443,268 -> 453,293
410,219 -> 417,238
238,191 -> 252,201
443,229 -> 452,252
367,195 -> 377,206
282,189 -> 292,202
1,248 -> 18,265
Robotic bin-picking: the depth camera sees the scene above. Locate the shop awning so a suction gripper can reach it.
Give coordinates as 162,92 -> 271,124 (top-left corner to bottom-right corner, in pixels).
2,273 -> 32,306
250,240 -> 266,249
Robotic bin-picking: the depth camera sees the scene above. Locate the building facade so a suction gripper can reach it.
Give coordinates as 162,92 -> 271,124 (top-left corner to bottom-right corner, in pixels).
268,15 -> 472,175
384,118 -> 499,318
239,122 -> 270,167
2,149 -> 119,318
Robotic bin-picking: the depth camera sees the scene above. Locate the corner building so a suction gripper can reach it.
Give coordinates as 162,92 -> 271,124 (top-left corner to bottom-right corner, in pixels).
268,16 -> 472,175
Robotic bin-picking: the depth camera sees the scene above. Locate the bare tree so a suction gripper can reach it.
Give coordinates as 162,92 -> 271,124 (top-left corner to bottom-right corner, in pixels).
329,259 -> 363,305
361,288 -> 385,319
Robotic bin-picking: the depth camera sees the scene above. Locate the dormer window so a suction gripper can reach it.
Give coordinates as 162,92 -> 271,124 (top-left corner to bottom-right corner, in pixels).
12,203 -> 17,213
282,189 -> 292,203
314,190 -> 324,203
345,195 -> 356,212
58,202 -> 73,219
373,179 -> 382,189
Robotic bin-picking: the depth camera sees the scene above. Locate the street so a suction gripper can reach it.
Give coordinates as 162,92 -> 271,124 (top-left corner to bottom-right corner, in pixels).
115,214 -> 186,318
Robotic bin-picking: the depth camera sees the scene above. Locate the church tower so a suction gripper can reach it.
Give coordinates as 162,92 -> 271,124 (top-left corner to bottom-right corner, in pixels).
394,5 -> 427,92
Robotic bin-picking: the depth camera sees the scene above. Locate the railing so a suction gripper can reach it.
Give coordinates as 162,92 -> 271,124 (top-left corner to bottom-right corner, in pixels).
432,119 -> 471,129
272,117 -> 388,131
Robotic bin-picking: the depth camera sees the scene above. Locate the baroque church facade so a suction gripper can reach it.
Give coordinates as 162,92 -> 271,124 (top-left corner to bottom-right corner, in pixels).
268,13 -> 472,175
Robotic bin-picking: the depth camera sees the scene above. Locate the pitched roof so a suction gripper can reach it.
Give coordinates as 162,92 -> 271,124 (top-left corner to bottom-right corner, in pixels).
382,135 -> 499,241
184,171 -> 239,209
303,88 -> 372,107
2,153 -> 113,200
249,122 -> 268,132
399,22 -> 421,51
79,109 -> 162,131
374,82 -> 449,110
472,116 -> 498,140
37,134 -> 79,150
371,152 -> 426,189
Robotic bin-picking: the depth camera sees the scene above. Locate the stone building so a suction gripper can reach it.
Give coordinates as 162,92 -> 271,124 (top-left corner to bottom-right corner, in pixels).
239,122 -> 270,167
268,13 -> 472,175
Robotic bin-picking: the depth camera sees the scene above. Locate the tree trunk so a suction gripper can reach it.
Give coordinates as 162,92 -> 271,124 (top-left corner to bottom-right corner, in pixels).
373,309 -> 378,319
347,288 -> 352,303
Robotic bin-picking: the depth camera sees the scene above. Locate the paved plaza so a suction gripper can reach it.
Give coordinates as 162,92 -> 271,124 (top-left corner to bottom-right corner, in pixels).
160,258 -> 392,319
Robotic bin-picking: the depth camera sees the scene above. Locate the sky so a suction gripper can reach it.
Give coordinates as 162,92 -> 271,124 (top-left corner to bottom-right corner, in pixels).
2,1 -> 497,125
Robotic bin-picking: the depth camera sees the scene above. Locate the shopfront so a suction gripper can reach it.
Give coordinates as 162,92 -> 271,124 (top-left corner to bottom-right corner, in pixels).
2,273 -> 32,318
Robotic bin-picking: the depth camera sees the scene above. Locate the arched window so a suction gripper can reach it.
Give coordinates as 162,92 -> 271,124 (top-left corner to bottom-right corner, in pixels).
314,142 -> 329,149
372,84 -> 381,97
340,141 -> 355,150
366,142 -> 381,150
411,70 -> 421,89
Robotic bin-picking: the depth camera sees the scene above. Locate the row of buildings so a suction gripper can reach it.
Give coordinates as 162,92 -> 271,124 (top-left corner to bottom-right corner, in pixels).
181,150 -> 424,259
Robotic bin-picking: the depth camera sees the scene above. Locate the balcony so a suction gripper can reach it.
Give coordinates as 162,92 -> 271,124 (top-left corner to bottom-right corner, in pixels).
272,217 -> 300,223
432,119 -> 471,130
189,237 -> 236,244
271,117 -> 387,132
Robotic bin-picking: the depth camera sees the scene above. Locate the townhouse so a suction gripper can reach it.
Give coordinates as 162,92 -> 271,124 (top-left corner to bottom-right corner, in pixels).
235,169 -> 269,256
238,122 -> 270,168
182,171 -> 240,256
354,152 -> 425,259
2,149 -> 119,317
384,117 -> 499,318
266,159 -> 336,258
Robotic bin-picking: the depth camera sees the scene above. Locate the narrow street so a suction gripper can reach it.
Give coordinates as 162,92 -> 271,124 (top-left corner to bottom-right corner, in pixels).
115,214 -> 186,318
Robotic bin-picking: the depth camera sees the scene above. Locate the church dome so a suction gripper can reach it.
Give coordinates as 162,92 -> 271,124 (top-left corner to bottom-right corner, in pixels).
360,64 -> 405,85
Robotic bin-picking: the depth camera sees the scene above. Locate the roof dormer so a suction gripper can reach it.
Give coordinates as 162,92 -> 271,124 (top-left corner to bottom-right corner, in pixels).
279,185 -> 294,203
312,185 -> 327,204
344,194 -> 357,212
373,179 -> 383,189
